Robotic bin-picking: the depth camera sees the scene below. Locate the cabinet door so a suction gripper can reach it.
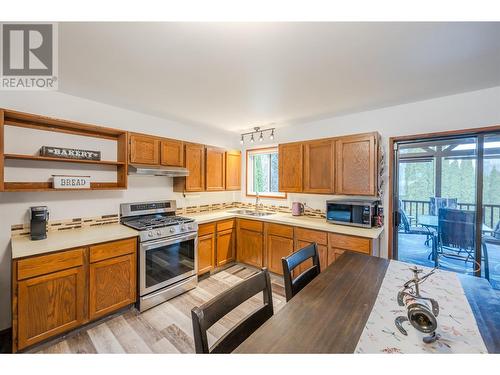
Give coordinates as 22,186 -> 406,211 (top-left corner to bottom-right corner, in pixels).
216,228 -> 235,267
294,240 -> 328,275
89,253 -> 136,320
327,247 -> 346,266
17,266 -> 85,350
237,229 -> 264,268
130,134 -> 160,165
160,139 -> 184,167
303,139 -> 335,193
184,143 -> 205,191
336,133 -> 377,195
267,234 -> 294,275
198,233 -> 215,275
205,147 -> 226,191
225,150 -> 241,190
278,143 -> 303,192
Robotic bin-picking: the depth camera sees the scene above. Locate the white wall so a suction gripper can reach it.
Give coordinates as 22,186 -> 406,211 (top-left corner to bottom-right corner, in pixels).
0,91 -> 240,331
240,85 -> 500,258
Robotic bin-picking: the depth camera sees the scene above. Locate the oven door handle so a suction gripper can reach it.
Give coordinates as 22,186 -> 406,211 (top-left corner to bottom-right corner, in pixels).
141,232 -> 197,251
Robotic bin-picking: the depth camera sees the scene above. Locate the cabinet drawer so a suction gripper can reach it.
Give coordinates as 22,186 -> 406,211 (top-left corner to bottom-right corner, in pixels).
328,233 -> 371,254
90,238 -> 136,263
266,223 -> 294,238
238,219 -> 263,233
217,219 -> 235,232
295,227 -> 327,245
198,222 -> 216,237
17,248 -> 84,281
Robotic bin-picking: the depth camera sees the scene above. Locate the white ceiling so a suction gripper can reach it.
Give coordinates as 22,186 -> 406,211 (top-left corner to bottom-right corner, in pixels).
59,22 -> 500,133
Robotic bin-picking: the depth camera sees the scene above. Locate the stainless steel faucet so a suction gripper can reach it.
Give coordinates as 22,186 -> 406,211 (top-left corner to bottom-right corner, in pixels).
255,193 -> 261,212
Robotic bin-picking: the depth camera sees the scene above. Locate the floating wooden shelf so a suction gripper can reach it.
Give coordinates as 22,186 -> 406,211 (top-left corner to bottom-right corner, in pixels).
4,153 -> 125,166
0,108 -> 129,192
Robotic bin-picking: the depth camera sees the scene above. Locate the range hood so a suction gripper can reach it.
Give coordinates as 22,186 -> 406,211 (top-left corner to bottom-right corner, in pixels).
128,164 -> 189,177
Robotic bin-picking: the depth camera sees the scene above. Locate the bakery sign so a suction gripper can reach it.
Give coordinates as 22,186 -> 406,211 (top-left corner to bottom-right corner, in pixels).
40,146 -> 101,161
52,175 -> 91,189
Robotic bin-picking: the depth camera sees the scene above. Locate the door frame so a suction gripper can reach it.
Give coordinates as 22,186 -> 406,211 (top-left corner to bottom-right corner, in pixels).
388,124 -> 500,260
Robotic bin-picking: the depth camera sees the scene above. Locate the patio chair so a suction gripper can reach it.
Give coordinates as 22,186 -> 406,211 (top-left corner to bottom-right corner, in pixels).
429,197 -> 458,216
398,207 -> 436,252
436,208 -> 487,274
481,220 -> 500,281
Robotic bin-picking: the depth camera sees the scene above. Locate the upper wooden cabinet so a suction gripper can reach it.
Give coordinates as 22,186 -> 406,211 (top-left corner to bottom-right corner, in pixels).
336,133 -> 377,196
160,139 -> 184,167
205,147 -> 226,191
278,132 -> 379,196
303,139 -> 335,194
278,143 -> 303,192
175,142 -> 205,192
129,134 -> 160,165
225,150 -> 241,191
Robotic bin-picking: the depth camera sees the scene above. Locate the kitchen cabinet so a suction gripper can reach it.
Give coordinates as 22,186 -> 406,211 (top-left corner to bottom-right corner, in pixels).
129,134 -> 160,165
205,147 -> 226,191
237,219 -> 264,268
336,133 -> 378,196
294,228 -> 328,275
225,150 -> 241,190
88,238 -> 136,320
303,139 -> 335,194
217,229 -> 235,267
174,142 -> 205,192
278,142 -> 303,192
160,139 -> 184,167
198,223 -> 216,275
265,223 -> 294,275
11,237 -> 137,352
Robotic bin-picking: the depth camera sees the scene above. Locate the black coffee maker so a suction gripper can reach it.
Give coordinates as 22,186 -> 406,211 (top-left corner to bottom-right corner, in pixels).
30,206 -> 49,240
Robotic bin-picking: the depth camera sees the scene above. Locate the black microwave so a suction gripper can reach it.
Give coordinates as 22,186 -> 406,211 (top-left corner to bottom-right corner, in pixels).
326,200 -> 378,228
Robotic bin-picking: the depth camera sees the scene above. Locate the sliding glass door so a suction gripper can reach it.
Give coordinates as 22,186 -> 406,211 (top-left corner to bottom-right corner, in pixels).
393,132 -> 500,289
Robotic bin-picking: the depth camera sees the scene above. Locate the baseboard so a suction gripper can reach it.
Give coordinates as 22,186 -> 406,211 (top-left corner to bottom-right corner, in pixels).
0,327 -> 12,354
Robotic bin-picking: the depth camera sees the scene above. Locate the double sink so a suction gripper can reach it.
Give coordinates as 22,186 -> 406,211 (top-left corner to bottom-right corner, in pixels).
228,209 -> 275,217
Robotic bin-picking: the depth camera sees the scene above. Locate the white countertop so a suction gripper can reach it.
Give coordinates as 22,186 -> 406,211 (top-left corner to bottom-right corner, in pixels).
186,210 -> 384,239
11,223 -> 139,259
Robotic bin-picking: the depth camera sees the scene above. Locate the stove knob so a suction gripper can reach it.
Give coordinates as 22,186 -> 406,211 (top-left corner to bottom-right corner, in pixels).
156,230 -> 161,235
180,225 -> 186,231
170,228 -> 175,233
147,231 -> 153,238
188,225 -> 193,230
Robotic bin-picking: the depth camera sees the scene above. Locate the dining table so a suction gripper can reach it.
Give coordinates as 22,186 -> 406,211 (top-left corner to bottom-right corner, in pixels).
234,252 -> 500,353
417,214 -> 492,232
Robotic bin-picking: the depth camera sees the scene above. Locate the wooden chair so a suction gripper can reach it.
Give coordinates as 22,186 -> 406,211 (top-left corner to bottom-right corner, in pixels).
191,268 -> 274,354
281,243 -> 320,302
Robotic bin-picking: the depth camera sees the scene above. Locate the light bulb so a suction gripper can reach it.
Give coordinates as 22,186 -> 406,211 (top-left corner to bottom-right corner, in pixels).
270,129 -> 274,140
240,135 -> 244,144
250,134 -> 254,143
259,131 -> 263,142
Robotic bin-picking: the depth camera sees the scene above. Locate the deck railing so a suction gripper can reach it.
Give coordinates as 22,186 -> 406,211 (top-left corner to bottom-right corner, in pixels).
400,199 -> 500,229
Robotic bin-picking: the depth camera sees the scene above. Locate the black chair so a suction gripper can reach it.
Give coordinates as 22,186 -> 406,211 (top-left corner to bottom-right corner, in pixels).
398,207 -> 436,248
191,268 -> 274,354
481,220 -> 499,281
281,243 -> 320,302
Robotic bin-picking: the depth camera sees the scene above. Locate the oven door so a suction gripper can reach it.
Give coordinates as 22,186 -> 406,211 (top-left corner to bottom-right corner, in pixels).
139,232 -> 198,296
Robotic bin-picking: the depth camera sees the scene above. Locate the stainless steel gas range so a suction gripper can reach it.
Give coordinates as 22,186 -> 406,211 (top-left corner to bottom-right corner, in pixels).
120,200 -> 198,312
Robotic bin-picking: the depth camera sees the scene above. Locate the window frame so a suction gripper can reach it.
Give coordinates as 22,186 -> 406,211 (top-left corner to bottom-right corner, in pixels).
245,147 -> 287,199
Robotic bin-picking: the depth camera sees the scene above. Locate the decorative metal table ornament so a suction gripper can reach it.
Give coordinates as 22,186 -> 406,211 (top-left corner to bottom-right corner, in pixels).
40,146 -> 101,161
394,266 -> 441,344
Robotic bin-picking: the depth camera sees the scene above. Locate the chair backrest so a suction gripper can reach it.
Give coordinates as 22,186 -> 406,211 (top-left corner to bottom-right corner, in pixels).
493,220 -> 500,239
191,268 -> 274,354
438,208 -> 476,249
398,207 -> 411,232
430,197 -> 458,216
281,243 -> 320,302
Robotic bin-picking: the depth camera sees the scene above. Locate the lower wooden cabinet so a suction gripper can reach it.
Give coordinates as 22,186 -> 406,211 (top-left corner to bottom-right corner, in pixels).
237,220 -> 264,268
266,234 -> 294,275
12,237 -> 137,352
217,228 -> 235,266
327,248 -> 346,266
295,239 -> 328,275
198,232 -> 215,275
17,266 -> 86,350
89,253 -> 136,320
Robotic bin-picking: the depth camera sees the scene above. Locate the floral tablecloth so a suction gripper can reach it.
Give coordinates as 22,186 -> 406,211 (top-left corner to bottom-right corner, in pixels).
355,260 -> 488,353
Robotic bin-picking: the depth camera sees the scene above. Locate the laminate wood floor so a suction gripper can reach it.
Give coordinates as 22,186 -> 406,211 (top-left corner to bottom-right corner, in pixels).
32,264 -> 287,354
